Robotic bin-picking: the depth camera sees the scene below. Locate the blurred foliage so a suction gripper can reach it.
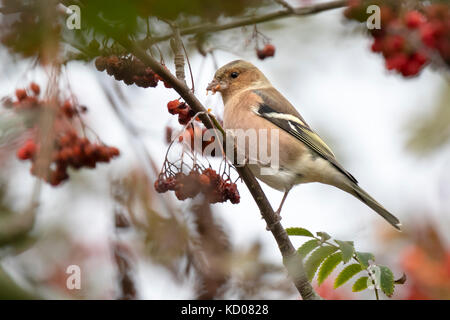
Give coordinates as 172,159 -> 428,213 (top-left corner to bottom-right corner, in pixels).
113,169 -> 294,299
0,183 -> 38,299
406,83 -> 450,155
0,0 -> 62,62
0,183 -> 36,249
379,222 -> 450,299
0,0 -> 449,301
0,265 -> 36,299
0,0 -> 274,63
74,0 -> 269,25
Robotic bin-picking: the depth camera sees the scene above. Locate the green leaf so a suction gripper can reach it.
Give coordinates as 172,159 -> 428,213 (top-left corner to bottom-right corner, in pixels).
352,276 -> 369,292
297,239 -> 320,258
334,263 -> 363,288
318,252 -> 342,285
379,265 -> 395,297
305,245 -> 338,281
355,251 -> 375,268
316,232 -> 331,242
286,227 -> 314,237
335,240 -> 355,264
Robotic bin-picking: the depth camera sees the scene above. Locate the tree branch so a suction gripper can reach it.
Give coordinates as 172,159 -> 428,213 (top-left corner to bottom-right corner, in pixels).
166,22 -> 187,85
59,0 -> 339,299
274,0 -> 295,12
115,37 -> 321,300
141,0 -> 347,46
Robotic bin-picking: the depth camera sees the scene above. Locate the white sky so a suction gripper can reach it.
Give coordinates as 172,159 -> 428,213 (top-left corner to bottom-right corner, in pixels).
1,8 -> 449,299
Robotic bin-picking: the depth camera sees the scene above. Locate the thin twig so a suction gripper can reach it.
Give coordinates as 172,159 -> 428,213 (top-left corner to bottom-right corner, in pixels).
180,40 -> 195,93
113,37 -> 321,300
274,0 -> 295,12
64,0 -> 345,300
163,20 -> 187,85
320,238 -> 381,300
139,0 -> 347,47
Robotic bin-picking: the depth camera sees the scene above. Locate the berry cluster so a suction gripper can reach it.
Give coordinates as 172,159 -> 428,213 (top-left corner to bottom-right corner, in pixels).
1,9 -> 61,60
256,44 -> 276,60
95,55 -> 171,88
154,168 -> 240,204
8,83 -> 88,120
8,83 -> 120,186
344,1 -> 450,77
419,4 -> 450,66
167,99 -> 196,125
18,133 -> 119,186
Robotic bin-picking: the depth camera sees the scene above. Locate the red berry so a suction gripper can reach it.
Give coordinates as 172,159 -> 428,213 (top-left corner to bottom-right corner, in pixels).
383,35 -> 405,55
95,57 -> 108,72
263,44 -> 275,56
178,107 -> 194,125
405,10 -> 426,29
62,100 -> 75,118
167,100 -> 181,115
108,147 -> 120,157
401,59 -> 422,77
257,44 -> 276,60
59,148 -> 73,162
154,178 -> 169,193
224,182 -> 240,204
17,139 -> 36,160
175,189 -> 189,201
30,82 -> 40,96
420,23 -> 438,48
73,145 -> 82,158
15,89 -> 27,101
371,37 -> 383,53
17,147 -> 28,160
412,51 -> 428,66
386,53 -> 408,71
199,174 -> 210,187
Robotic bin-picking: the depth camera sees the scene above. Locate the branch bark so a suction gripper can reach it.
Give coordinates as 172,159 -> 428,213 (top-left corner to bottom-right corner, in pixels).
141,0 -> 347,46
59,0 -> 345,300
116,37 -> 321,300
167,23 -> 187,85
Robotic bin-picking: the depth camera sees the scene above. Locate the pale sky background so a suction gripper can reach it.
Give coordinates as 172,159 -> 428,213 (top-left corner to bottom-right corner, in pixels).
1,7 -> 449,299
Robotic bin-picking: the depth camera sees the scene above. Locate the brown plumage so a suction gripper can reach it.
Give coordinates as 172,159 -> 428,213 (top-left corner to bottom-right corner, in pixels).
207,60 -> 401,230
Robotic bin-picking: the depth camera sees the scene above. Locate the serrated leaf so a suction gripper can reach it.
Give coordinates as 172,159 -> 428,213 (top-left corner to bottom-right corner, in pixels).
286,227 -> 314,237
318,252 -> 342,285
297,239 -> 320,258
379,265 -> 395,297
334,263 -> 363,288
305,245 -> 338,281
355,251 -> 375,268
352,276 -> 369,292
335,240 -> 355,264
316,232 -> 331,242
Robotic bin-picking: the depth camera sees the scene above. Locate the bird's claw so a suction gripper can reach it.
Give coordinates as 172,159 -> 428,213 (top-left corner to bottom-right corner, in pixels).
265,212 -> 282,231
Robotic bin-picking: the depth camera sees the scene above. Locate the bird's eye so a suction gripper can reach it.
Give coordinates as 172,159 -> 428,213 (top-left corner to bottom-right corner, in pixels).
230,72 -> 239,79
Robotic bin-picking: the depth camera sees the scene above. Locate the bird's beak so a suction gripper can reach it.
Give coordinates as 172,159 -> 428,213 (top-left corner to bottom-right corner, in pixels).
206,79 -> 224,95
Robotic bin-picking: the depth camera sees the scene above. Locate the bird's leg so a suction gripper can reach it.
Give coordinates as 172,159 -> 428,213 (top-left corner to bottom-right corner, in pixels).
266,189 -> 290,231
275,189 -> 290,216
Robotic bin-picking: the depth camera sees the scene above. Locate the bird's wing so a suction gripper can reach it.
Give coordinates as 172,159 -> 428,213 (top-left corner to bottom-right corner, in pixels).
251,89 -> 358,184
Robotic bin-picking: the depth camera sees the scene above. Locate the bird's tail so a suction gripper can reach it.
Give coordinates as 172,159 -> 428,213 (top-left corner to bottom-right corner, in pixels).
341,181 -> 402,231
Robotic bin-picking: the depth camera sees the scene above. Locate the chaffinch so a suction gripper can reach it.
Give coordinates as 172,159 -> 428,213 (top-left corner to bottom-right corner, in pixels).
207,60 -> 401,230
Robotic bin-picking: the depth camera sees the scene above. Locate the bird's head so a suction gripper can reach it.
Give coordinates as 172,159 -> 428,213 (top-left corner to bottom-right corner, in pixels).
207,60 -> 270,101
